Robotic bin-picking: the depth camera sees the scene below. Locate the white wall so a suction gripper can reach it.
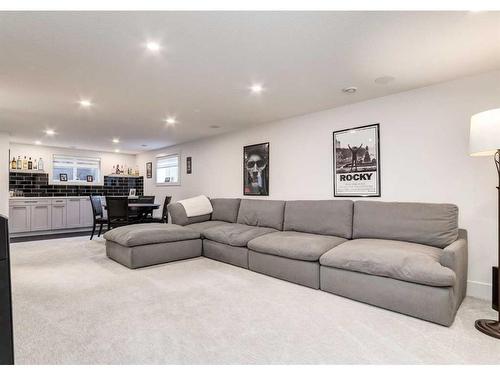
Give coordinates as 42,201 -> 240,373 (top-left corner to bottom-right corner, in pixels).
9,143 -> 137,184
137,70 -> 500,300
0,132 -> 10,217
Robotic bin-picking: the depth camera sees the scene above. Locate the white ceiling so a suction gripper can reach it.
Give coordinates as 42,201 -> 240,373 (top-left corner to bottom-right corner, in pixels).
1,11 -> 499,154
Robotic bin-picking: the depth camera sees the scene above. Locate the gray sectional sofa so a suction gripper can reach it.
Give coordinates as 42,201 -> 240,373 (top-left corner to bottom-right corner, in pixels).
167,198 -> 467,326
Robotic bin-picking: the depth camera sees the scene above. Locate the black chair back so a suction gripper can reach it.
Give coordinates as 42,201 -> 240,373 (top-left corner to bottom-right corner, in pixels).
139,196 -> 155,204
162,196 -> 172,222
90,196 -> 103,218
106,196 -> 129,223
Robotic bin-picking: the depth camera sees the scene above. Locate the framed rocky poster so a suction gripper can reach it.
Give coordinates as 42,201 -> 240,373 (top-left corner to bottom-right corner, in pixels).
243,142 -> 269,196
333,124 -> 380,197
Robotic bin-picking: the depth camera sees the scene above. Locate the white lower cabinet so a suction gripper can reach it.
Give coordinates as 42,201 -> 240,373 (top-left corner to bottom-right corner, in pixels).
66,198 -> 81,228
30,203 -> 52,231
51,203 -> 67,229
80,198 -> 94,226
8,197 -> 94,235
8,205 -> 31,233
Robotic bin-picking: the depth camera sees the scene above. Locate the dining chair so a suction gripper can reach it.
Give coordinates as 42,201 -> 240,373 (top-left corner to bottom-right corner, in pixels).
106,196 -> 135,229
145,195 -> 171,223
138,196 -> 155,220
128,197 -> 140,221
90,195 -> 107,240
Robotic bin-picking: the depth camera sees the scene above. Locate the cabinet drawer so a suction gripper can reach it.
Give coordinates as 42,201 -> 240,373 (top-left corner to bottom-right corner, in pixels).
51,199 -> 67,205
10,199 -> 51,206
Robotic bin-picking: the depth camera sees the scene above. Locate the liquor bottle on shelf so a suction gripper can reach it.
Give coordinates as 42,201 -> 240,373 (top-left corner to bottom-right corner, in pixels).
10,157 -> 16,170
38,157 -> 44,171
33,159 -> 38,170
28,157 -> 32,170
22,156 -> 28,170
16,156 -> 21,170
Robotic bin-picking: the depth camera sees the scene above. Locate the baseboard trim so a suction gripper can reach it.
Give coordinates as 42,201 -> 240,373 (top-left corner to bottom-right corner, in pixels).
467,280 -> 492,301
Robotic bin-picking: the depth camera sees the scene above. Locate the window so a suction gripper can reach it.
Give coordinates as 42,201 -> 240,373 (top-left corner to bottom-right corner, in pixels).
156,154 -> 180,185
53,155 -> 101,183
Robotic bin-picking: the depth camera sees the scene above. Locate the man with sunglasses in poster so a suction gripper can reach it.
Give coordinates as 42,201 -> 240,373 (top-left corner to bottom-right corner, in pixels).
244,148 -> 268,195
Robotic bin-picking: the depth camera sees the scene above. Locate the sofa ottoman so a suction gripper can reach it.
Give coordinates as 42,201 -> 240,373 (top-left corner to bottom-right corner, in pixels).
103,223 -> 202,269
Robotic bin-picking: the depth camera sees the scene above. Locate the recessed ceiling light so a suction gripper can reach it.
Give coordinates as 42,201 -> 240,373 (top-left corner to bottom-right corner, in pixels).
374,76 -> 395,85
209,125 -> 221,129
165,116 -> 177,125
146,41 -> 161,52
342,86 -> 357,94
114,149 -> 120,153
78,99 -> 93,108
35,140 -> 42,145
250,83 -> 264,94
112,138 -> 120,144
45,129 -> 56,136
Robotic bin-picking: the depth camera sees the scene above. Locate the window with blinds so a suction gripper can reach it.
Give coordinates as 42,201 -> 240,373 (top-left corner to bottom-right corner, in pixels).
52,155 -> 101,183
156,154 -> 180,185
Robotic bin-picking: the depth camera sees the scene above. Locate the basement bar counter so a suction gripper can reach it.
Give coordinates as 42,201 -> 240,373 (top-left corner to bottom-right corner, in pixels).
8,196 -> 95,237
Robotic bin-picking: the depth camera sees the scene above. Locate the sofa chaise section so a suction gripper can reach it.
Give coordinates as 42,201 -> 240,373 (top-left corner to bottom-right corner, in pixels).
319,201 -> 467,326
104,223 -> 202,269
248,200 -> 353,288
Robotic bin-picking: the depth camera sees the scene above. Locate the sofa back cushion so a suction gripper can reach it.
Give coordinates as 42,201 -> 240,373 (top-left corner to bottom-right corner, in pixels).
353,201 -> 459,248
167,202 -> 211,226
284,200 -> 353,239
210,198 -> 241,223
237,199 -> 285,230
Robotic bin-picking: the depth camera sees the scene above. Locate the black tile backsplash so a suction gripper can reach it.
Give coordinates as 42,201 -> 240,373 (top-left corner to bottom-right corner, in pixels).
9,172 -> 144,197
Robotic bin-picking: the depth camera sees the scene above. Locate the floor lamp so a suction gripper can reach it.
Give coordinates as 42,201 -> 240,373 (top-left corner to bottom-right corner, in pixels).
470,108 -> 500,339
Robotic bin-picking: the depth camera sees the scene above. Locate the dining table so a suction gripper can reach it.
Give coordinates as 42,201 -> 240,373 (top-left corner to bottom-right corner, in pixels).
102,203 -> 161,209
102,202 -> 161,223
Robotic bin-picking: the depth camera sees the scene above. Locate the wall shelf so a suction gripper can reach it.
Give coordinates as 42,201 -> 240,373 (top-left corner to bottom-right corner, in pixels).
10,169 -> 46,174
105,174 -> 143,178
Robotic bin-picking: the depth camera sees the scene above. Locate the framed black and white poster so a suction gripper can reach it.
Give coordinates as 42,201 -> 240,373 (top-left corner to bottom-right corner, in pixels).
146,162 -> 152,179
86,175 -> 94,182
186,157 -> 192,174
244,142 -> 269,196
59,173 -> 68,182
333,124 -> 380,197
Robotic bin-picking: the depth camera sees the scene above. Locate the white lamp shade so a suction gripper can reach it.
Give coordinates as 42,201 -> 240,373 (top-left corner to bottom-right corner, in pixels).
470,108 -> 500,156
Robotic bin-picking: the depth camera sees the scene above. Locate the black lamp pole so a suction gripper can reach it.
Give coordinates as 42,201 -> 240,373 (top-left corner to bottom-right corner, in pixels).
475,149 -> 500,339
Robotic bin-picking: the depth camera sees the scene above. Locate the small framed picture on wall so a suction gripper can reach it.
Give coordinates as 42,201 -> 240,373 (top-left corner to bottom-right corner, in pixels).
186,157 -> 192,174
243,142 -> 269,196
86,175 -> 94,182
333,124 -> 380,197
59,173 -> 68,182
146,162 -> 152,179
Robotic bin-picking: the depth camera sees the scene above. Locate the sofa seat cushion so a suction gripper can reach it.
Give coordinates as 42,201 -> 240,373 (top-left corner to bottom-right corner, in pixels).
103,223 -> 200,247
185,220 -> 227,233
203,223 -> 277,247
319,239 -> 456,287
248,231 -> 347,261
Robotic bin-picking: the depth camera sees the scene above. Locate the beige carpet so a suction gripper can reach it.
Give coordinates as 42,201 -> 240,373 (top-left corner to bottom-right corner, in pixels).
9,235 -> 500,364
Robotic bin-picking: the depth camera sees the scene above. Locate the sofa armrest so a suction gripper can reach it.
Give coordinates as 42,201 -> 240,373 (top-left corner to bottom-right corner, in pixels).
440,229 -> 468,301
167,202 -> 189,226
167,201 -> 212,226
